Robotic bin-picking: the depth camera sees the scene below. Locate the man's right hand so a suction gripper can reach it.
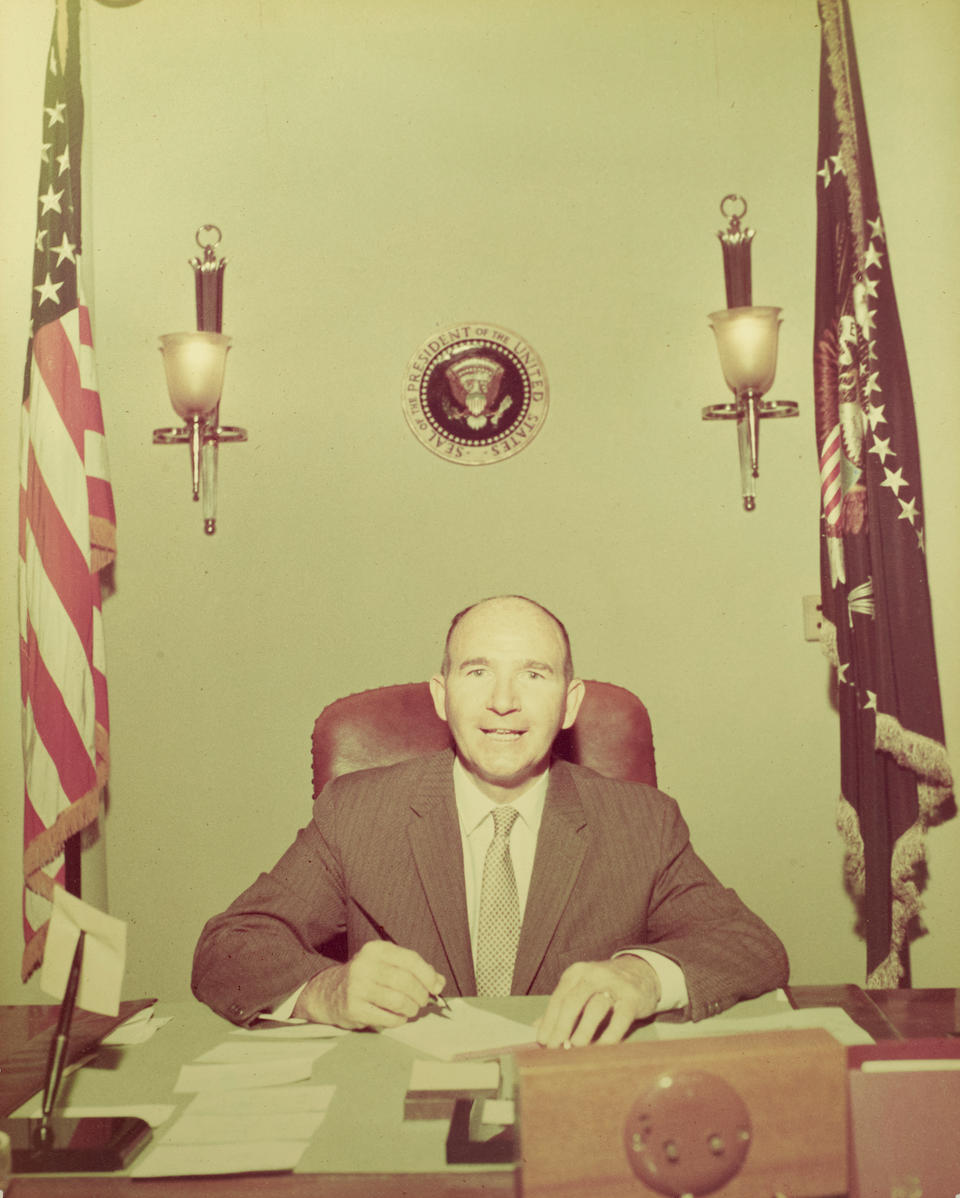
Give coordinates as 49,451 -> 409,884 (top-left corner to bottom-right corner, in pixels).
292,940 -> 446,1029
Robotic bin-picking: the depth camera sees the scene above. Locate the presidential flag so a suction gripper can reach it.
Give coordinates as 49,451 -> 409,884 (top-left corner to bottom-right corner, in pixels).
19,0 -> 117,981
813,0 -> 953,985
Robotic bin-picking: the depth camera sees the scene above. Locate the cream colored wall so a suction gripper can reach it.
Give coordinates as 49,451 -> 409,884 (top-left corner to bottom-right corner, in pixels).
1,0 -> 956,1005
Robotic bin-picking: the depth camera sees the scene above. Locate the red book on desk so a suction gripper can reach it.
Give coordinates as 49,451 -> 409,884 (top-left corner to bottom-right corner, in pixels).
847,1038 -> 960,1198
0,998 -> 155,1118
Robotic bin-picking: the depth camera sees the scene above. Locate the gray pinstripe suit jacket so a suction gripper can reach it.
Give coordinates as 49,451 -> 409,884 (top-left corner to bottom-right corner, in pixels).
192,750 -> 788,1026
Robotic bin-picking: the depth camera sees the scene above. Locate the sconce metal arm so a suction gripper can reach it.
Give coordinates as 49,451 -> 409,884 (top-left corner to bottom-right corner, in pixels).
153,226 -> 247,533
704,197 -> 798,511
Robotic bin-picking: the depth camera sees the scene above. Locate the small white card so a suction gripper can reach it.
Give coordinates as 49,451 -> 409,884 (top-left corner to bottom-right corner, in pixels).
160,1111 -> 327,1145
39,885 -> 126,1016
103,1011 -> 171,1045
130,1141 -> 306,1178
862,1059 -> 960,1072
194,1040 -> 337,1065
482,1098 -> 515,1125
174,1059 -> 315,1092
408,1059 -> 500,1091
185,1085 -> 336,1115
653,1005 -> 875,1047
232,1022 -> 349,1040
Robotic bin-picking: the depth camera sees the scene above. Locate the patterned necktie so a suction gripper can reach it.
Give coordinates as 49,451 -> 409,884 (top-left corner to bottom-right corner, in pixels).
475,805 -> 521,997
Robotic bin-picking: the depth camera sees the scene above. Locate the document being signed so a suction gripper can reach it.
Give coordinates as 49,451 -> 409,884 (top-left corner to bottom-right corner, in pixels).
383,998 -> 538,1060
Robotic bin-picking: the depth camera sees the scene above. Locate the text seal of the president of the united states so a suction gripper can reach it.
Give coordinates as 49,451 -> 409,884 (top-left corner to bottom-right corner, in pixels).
402,323 -> 549,464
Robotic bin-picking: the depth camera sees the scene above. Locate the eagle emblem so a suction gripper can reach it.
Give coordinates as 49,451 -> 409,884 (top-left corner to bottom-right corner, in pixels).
402,323 -> 549,464
443,356 -> 513,430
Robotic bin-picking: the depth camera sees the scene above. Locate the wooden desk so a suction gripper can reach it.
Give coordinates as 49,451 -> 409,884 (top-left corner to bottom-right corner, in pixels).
3,987 -> 955,1197
867,986 -> 959,1039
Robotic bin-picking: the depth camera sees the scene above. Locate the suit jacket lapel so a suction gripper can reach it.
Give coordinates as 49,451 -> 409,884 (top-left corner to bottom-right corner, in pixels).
405,751 -> 476,996
512,761 -> 588,994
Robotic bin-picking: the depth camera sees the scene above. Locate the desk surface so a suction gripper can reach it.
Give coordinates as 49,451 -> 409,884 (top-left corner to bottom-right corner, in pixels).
3,986 -> 957,1197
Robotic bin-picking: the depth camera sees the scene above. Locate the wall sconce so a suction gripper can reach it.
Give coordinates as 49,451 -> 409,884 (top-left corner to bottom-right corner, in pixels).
703,196 -> 797,511
153,225 -> 247,534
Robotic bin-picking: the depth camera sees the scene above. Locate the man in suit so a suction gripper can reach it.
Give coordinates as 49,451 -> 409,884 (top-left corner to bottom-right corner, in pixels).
192,595 -> 788,1046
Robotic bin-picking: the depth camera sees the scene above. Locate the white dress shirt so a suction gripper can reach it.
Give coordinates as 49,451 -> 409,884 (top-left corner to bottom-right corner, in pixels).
453,756 -> 547,949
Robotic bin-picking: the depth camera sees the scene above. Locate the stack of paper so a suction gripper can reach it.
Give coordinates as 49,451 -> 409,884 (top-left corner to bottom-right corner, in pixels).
130,1024 -> 343,1178
131,1086 -> 336,1178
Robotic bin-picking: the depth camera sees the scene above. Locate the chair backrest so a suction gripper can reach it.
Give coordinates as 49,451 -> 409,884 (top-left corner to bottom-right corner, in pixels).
311,680 -> 656,798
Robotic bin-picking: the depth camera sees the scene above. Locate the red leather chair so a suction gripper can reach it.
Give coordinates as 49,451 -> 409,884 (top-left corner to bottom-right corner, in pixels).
312,680 -> 656,798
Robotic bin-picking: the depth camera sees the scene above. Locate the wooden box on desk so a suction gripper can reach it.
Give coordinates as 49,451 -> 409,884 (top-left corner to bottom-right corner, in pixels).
515,1028 -> 847,1198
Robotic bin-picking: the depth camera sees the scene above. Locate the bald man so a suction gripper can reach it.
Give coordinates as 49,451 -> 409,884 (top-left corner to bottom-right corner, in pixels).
192,596 -> 788,1047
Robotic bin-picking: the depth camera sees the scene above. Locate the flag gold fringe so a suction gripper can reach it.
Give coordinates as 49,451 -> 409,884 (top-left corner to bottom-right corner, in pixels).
90,514 -> 117,572
826,616 -> 954,986
20,921 -> 49,986
21,714 -> 110,981
22,785 -> 101,882
820,0 -> 868,265
821,616 -> 953,799
876,712 -> 954,793
837,793 -> 927,988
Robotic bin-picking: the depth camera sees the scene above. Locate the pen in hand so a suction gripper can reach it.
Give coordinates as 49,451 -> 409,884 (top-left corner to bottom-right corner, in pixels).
349,897 -> 451,1011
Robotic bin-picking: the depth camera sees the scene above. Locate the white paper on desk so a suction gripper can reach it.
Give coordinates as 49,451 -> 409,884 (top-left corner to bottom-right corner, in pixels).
408,1059 -> 500,1091
194,1040 -> 337,1065
862,1058 -> 960,1072
383,998 -> 537,1060
130,1140 -> 307,1178
39,884 -> 126,1015
103,1012 -> 172,1045
482,1098 -> 516,1125
161,1110 -> 328,1144
654,1004 -> 874,1046
185,1084 -> 336,1116
110,1002 -> 155,1026
175,1058 -> 314,1091
233,1021 -> 349,1039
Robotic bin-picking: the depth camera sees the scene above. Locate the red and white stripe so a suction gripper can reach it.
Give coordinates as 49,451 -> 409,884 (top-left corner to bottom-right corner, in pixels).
819,423 -> 843,529
19,293 -> 115,981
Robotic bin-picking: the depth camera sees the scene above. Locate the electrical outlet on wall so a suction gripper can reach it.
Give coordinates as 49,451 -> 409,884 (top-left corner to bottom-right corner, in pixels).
802,595 -> 823,641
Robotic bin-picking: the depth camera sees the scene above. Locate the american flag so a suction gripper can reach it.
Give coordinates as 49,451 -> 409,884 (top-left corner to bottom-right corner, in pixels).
19,0 -> 117,982
814,0 -> 953,985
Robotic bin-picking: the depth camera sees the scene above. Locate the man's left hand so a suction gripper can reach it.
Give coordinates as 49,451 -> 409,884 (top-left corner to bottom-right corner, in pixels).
535,956 -> 661,1048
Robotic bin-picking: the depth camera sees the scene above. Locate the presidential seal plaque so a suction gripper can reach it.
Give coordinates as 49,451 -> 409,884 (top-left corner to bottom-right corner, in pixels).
403,323 -> 549,464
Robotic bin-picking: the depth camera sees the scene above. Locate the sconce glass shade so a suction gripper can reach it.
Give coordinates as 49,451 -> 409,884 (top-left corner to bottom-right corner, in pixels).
708,306 -> 782,395
159,331 -> 231,420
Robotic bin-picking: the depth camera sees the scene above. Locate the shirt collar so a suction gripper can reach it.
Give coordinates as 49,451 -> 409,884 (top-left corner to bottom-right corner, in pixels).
452,755 -> 550,835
